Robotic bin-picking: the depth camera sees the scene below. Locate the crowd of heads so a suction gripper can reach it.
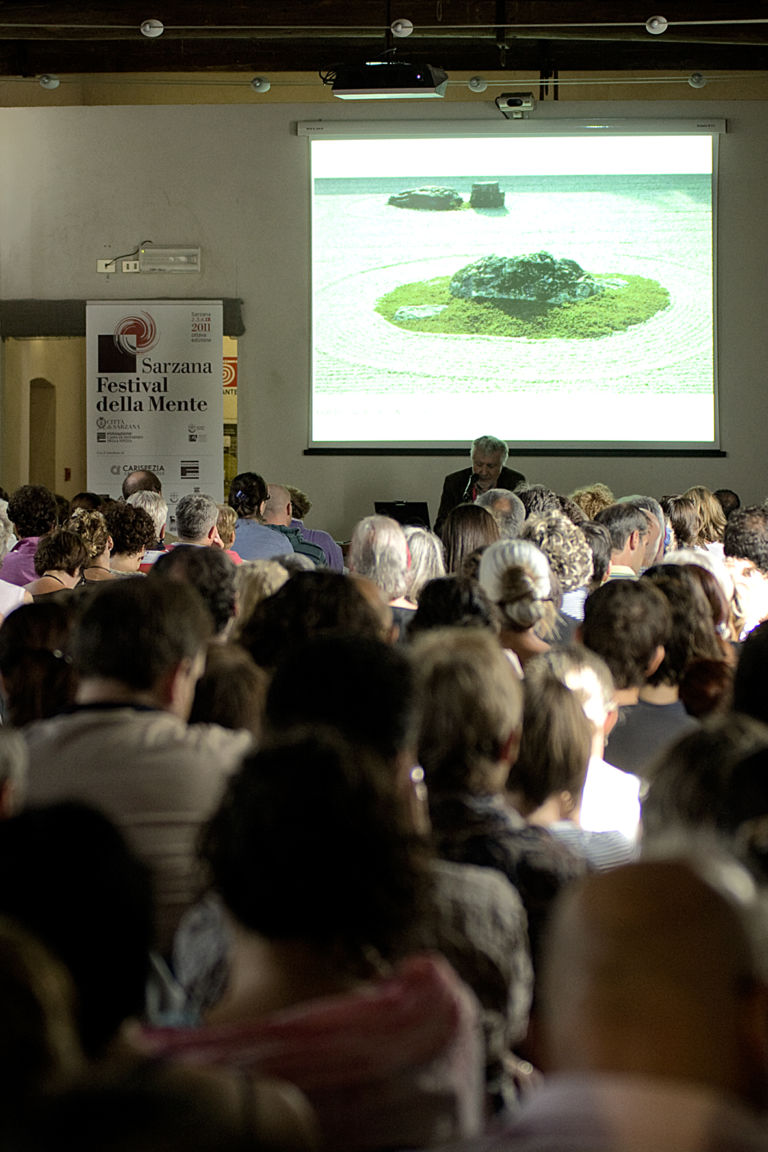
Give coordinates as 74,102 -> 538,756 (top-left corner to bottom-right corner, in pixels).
1,462 -> 768,1147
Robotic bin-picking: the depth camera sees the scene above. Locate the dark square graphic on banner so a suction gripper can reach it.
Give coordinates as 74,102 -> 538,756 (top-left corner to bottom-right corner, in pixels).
98,333 -> 135,373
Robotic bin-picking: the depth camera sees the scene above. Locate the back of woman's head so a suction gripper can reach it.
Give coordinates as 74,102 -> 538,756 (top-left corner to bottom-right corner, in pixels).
507,661 -> 592,816
348,515 -> 410,600
440,504 -> 500,574
228,472 -> 268,519
411,628 -> 523,794
0,602 -> 76,727
402,526 -> 445,602
33,530 -> 88,578
683,485 -> 727,545
660,495 -> 700,550
65,509 -> 110,563
201,729 -> 426,968
520,510 -> 593,593
408,575 -> 498,637
478,538 -> 551,603
496,565 -> 547,632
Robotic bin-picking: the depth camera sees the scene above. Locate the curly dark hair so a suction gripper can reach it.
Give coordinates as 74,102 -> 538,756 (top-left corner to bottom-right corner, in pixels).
724,506 -> 768,574
200,729 -> 428,969
103,503 -> 156,558
7,486 -> 57,538
516,485 -> 560,519
227,472 -> 268,519
33,530 -> 89,578
149,546 -> 236,636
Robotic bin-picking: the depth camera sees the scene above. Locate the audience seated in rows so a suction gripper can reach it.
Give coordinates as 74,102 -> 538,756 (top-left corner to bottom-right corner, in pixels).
3,469 -> 768,1150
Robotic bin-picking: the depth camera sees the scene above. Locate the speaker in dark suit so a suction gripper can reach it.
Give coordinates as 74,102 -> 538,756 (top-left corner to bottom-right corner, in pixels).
434,437 -> 525,535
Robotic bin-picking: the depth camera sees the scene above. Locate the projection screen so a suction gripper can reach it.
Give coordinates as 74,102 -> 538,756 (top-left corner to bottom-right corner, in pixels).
300,118 -> 723,452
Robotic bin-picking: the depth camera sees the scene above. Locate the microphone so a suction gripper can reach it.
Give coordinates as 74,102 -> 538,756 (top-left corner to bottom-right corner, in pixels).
462,473 -> 479,501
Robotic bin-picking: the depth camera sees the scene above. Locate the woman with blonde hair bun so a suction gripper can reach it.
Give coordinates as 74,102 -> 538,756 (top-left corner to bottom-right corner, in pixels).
65,509 -> 116,582
478,539 -> 556,670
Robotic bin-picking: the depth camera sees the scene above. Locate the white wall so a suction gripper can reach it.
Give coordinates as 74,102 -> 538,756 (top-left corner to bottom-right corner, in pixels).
2,99 -> 768,538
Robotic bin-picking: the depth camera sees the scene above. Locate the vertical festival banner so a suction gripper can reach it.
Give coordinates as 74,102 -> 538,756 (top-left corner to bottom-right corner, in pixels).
86,301 -> 224,520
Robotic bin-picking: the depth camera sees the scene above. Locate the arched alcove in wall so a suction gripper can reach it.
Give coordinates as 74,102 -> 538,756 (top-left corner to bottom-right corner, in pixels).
29,377 -> 56,491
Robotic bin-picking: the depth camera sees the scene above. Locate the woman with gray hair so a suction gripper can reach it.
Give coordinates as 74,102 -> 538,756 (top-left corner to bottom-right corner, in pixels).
349,515 -> 414,637
402,526 -> 445,604
478,539 -> 556,670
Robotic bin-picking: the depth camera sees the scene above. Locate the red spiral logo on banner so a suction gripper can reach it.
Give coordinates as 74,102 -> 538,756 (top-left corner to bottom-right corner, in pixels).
222,357 -> 238,388
113,312 -> 159,356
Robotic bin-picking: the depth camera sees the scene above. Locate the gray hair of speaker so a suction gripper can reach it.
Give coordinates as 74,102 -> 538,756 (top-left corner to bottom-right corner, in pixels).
175,493 -> 218,541
471,435 -> 509,463
127,490 -> 168,539
475,489 -> 526,538
403,526 -> 446,602
349,515 -> 410,601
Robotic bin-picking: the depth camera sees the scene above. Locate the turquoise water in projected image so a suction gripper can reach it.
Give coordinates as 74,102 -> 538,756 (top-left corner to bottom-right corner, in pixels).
311,172 -> 714,445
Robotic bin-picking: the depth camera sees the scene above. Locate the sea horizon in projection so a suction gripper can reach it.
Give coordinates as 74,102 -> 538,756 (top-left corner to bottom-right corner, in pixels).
310,133 -> 715,449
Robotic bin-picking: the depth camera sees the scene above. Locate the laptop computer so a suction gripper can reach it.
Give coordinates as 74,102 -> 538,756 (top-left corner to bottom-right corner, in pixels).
374,500 -> 431,530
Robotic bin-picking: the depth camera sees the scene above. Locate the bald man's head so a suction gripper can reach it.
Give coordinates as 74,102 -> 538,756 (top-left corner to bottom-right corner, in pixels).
540,860 -> 768,1108
262,484 -> 292,527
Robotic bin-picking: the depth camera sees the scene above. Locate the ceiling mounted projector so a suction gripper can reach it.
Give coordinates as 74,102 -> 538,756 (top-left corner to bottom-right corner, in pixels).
332,61 -> 448,99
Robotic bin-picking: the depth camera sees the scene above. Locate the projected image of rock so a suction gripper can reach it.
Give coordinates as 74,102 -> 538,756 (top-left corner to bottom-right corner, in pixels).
376,250 -> 670,338
309,130 -> 716,445
387,186 -> 464,210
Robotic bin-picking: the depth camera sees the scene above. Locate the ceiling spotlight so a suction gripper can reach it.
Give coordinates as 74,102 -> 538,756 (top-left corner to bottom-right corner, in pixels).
688,72 -> 707,88
391,18 -> 414,37
250,77 -> 271,93
39,74 -> 60,90
468,76 -> 488,93
645,15 -> 669,34
140,19 -> 164,38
